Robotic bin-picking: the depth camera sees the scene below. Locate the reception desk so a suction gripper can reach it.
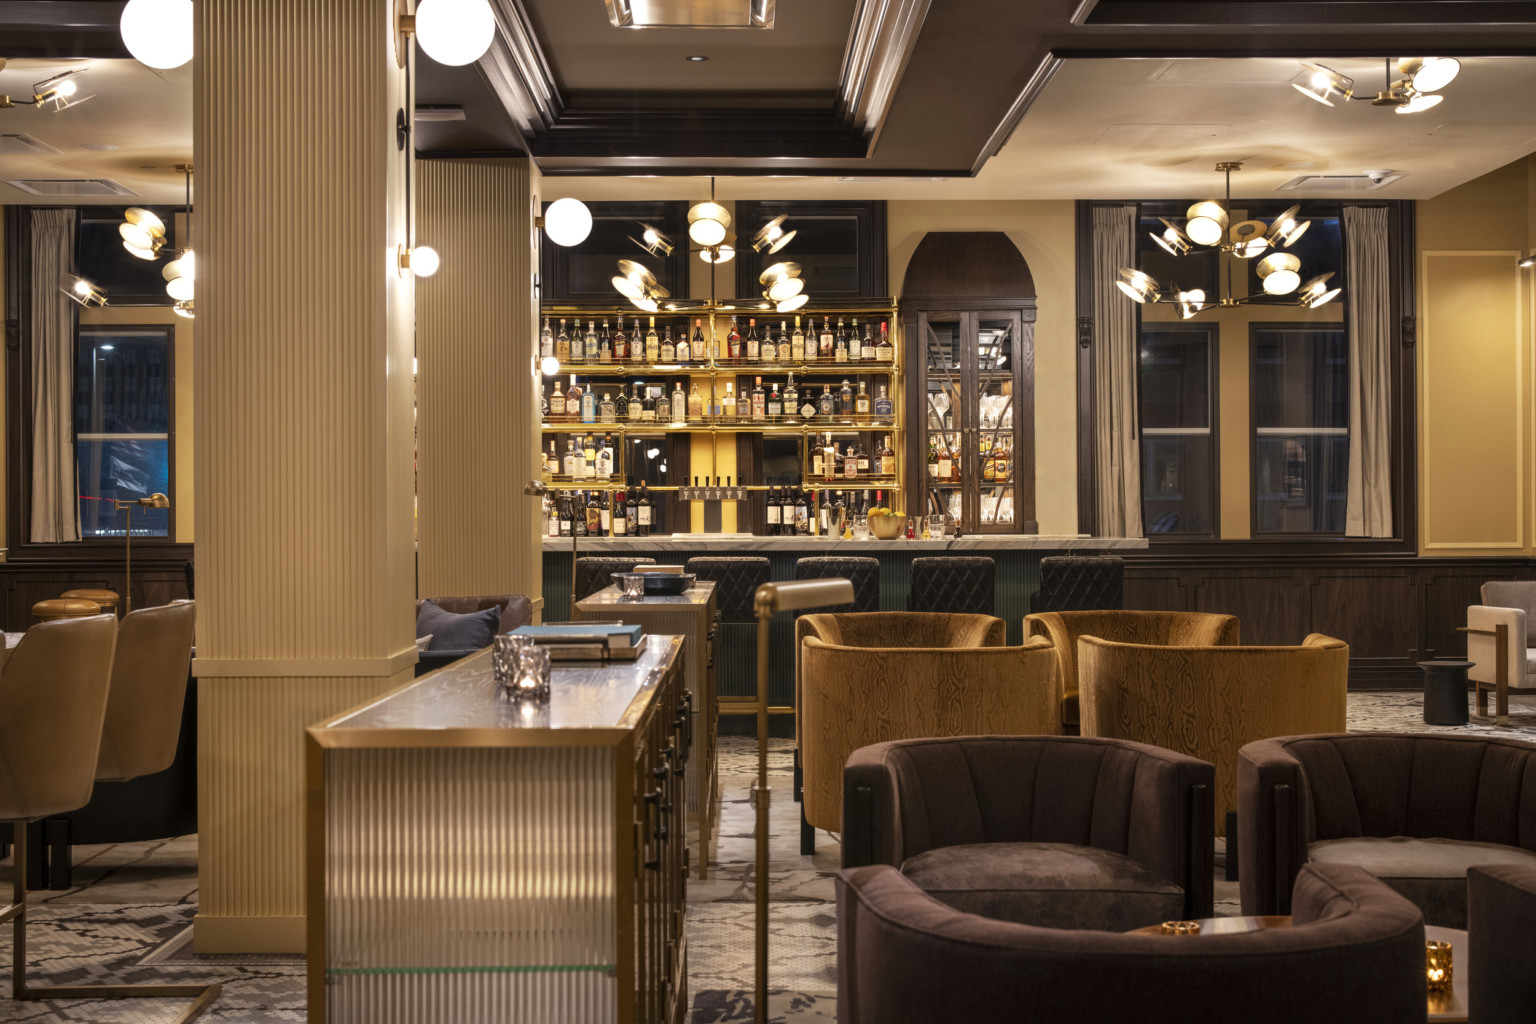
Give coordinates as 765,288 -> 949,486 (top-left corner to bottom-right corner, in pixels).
306,637 -> 690,1024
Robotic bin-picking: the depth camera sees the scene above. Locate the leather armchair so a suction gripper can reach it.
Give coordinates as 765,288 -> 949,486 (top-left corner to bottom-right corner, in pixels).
1238,732 -> 1536,927
1470,864 -> 1536,1024
1079,633 -> 1347,834
836,861 -> 1424,1024
842,735 -> 1213,929
1025,610 -> 1239,729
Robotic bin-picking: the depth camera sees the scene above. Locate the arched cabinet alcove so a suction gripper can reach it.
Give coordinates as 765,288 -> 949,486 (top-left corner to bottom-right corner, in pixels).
901,232 -> 1037,534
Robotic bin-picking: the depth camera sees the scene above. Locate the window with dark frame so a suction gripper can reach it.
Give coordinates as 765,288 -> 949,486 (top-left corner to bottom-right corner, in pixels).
73,327 -> 173,538
1251,325 -> 1349,535
1138,324 -> 1216,536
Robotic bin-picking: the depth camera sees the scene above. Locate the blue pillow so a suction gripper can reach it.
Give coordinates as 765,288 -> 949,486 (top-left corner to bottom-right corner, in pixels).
416,600 -> 501,652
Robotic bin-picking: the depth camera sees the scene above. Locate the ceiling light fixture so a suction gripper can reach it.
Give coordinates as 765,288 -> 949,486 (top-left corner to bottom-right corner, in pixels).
60,273 -> 107,308
629,224 -> 675,257
407,0 -> 497,67
1292,56 -> 1460,114
119,207 -> 167,260
686,55 -> 709,62
120,0 -> 194,69
1518,252 -> 1536,270
750,214 -> 797,255
611,259 -> 669,312
1,68 -> 92,112
162,164 -> 196,316
537,197 -> 593,248
1116,161 -> 1340,316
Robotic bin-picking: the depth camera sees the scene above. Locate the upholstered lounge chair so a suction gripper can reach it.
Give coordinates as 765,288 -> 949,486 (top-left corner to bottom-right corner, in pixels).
841,735 -> 1214,930
1238,732 -> 1536,927
836,861 -> 1424,1024
1469,863 -> 1536,1024
1024,610 -> 1240,730
1465,581 -> 1536,722
1079,632 -> 1347,834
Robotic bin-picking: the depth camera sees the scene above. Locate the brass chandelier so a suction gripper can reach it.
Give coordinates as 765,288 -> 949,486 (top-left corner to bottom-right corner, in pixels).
1116,161 -> 1340,318
1293,57 -> 1460,114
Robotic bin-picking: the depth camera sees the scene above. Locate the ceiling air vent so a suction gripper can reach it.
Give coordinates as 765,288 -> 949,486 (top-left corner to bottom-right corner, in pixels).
4,177 -> 136,196
0,133 -> 60,156
1276,173 -> 1401,192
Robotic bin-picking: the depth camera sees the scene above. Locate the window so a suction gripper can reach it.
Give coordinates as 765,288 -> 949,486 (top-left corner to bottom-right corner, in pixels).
539,200 -> 689,301
77,208 -> 179,305
1251,325 -> 1348,534
1138,324 -> 1216,535
74,328 -> 172,538
734,200 -> 887,299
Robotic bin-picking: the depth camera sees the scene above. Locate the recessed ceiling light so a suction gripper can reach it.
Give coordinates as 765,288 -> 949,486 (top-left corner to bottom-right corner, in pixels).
685,55 -> 708,62
80,143 -> 119,151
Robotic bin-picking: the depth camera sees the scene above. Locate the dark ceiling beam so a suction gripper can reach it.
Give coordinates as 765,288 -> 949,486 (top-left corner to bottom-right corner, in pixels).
836,0 -> 934,154
0,0 -> 128,57
1084,2 -> 1536,27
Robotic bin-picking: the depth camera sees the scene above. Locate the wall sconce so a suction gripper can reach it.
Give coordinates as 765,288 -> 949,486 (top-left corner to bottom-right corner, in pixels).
398,244 -> 440,277
401,0 -> 497,67
60,274 -> 108,308
120,0 -> 194,69
538,197 -> 593,248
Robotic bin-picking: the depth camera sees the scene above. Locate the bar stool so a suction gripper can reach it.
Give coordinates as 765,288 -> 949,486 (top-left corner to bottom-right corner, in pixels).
31,598 -> 103,622
909,556 -> 996,615
684,556 -> 770,624
574,556 -> 657,601
1034,555 -> 1124,612
61,589 -> 120,616
686,557 -> 771,710
795,557 -> 880,613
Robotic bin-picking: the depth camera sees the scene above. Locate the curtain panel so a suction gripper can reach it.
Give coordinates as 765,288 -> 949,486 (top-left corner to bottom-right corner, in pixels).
30,209 -> 80,544
1342,206 -> 1393,538
1091,205 -> 1143,539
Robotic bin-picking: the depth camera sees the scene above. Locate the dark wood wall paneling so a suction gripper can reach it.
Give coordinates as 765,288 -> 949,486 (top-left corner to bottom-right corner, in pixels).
0,559 -> 193,632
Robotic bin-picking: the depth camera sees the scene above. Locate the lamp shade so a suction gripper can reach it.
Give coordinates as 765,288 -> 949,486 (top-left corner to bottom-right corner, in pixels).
414,0 -> 496,66
1114,268 -> 1159,304
1395,93 -> 1443,114
165,275 -> 194,301
701,243 -> 735,264
408,245 -> 440,277
767,276 -> 804,302
1257,252 -> 1302,295
120,0 -> 194,70
775,293 -> 809,313
1184,201 -> 1228,246
1401,57 -> 1460,92
1298,273 -> 1341,308
687,202 -> 731,246
1150,218 -> 1190,257
1176,288 -> 1206,319
543,198 -> 592,247
1292,61 -> 1353,106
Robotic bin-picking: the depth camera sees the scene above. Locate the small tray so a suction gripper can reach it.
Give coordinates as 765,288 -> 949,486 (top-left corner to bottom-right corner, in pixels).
612,571 -> 698,596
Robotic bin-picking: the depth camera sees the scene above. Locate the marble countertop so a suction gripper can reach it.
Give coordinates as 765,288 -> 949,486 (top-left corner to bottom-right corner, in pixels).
576,583 -> 715,609
544,534 -> 1148,552
310,635 -> 683,745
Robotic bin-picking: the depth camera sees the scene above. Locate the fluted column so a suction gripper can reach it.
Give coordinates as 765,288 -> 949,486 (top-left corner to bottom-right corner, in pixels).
416,159 -> 543,605
192,0 -> 416,952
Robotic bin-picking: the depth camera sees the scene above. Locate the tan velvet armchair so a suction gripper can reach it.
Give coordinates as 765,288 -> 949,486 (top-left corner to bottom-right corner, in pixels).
798,612 -> 1059,836
1078,633 -> 1348,834
1025,610 -> 1241,730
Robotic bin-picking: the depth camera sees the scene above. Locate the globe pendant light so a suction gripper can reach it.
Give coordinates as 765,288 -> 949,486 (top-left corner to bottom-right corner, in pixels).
542,197 -> 593,248
120,0 -> 195,70
413,0 -> 497,66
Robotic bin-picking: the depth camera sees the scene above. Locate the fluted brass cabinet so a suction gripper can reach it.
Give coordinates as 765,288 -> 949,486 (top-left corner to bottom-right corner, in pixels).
306,637 -> 689,1024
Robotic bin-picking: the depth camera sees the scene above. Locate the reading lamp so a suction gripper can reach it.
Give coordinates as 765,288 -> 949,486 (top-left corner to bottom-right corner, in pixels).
114,492 -> 169,612
750,578 -> 853,1024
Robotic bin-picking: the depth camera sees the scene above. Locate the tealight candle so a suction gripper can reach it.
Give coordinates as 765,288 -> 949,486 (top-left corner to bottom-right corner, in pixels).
1425,940 -> 1453,991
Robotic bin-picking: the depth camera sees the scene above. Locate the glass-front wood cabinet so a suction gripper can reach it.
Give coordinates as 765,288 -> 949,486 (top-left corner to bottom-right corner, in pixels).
903,308 -> 1036,534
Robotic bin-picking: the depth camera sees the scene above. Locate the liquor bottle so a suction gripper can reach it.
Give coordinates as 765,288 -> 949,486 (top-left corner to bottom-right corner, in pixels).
751,376 -> 767,421
573,492 -> 587,537
938,441 -> 953,481
555,318 -> 571,361
586,491 -> 602,535
583,320 -> 599,362
540,316 -> 554,359
745,319 -> 760,361
856,439 -> 871,476
783,374 -> 799,420
625,484 -> 639,535
563,438 -> 581,477
723,383 -> 738,421
736,382 -> 751,420
838,379 -> 854,416
630,318 -> 646,364
547,494 -> 560,536
559,494 -> 573,536
876,321 -> 893,362
645,317 -> 659,362
777,321 -> 792,362
855,381 -> 871,420
599,392 -> 616,423
671,381 -> 687,422
628,382 -> 645,422
791,316 -> 806,363
810,444 -> 823,478
687,382 -> 704,420
767,379 -> 782,419
641,385 -> 657,423
928,437 -> 940,479
765,485 -> 781,535
598,433 -> 615,478
874,384 -> 894,419
612,488 -> 628,536
541,385 -> 549,420
637,483 -> 652,537
834,318 -> 849,363
818,385 -> 835,421
824,438 -> 839,482
707,383 -> 721,420
543,439 -> 557,481
597,491 -> 611,535
595,320 -> 610,363
566,377 -> 583,419
880,435 -> 896,476
614,387 -> 630,421
660,325 -> 676,363
843,443 -> 858,479
854,320 -> 869,361
580,385 -> 597,424
612,315 -> 628,362
549,381 -> 567,419
692,319 -> 707,363
675,321 -> 690,364
818,317 -> 834,360
582,434 -> 598,479
795,488 -> 811,533
727,316 -> 742,361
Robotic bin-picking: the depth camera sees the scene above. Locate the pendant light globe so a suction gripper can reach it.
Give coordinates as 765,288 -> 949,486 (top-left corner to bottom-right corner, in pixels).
543,198 -> 593,247
414,0 -> 497,67
120,0 -> 194,70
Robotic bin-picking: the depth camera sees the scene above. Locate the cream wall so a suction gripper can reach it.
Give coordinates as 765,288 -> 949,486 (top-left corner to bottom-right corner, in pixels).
1417,156 -> 1536,557
887,200 -> 1078,535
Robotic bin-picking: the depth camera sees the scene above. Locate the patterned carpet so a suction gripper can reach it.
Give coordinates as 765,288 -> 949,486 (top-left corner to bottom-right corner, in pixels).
0,691 -> 1529,1023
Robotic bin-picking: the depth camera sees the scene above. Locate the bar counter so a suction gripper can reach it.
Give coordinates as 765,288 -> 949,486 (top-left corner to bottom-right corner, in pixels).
544,534 -> 1148,553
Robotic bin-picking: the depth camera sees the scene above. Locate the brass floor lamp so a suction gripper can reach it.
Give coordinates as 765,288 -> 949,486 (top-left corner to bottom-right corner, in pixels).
751,579 -> 853,1024
114,492 -> 169,613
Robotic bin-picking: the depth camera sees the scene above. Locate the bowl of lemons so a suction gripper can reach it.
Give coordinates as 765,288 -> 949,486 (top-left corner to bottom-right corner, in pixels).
867,507 -> 906,540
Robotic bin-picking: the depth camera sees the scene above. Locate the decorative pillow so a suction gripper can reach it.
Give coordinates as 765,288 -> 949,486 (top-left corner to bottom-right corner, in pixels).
415,634 -> 434,653
415,601 -> 501,652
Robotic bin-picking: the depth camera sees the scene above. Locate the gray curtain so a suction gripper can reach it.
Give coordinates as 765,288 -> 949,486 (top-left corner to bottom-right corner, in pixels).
30,209 -> 80,543
1343,206 -> 1392,538
1091,205 -> 1143,539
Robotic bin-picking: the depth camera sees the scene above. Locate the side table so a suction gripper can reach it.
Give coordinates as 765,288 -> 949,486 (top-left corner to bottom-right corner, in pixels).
1419,659 -> 1473,726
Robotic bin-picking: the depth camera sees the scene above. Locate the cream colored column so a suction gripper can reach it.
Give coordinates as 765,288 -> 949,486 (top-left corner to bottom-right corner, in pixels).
192,0 -> 416,952
416,159 -> 543,607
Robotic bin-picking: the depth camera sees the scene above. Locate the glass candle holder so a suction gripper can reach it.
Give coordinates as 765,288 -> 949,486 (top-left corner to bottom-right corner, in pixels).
491,634 -> 529,690
512,644 -> 552,704
1425,940 -> 1453,991
1159,920 -> 1202,936
852,514 -> 870,540
620,573 -> 646,598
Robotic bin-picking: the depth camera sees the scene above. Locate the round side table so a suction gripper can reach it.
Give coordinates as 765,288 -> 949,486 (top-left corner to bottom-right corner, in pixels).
1418,659 -> 1473,726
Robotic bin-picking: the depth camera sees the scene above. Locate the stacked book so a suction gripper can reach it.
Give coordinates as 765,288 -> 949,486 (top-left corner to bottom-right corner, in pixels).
511,622 -> 647,661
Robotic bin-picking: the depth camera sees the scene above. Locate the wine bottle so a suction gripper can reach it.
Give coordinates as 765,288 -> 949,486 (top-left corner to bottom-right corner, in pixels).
876,321 -> 893,362
637,483 -> 652,537
745,319 -> 760,361
612,315 -> 628,362
612,487 -> 628,536
598,319 -> 612,363
818,316 -> 834,360
661,325 -> 676,363
791,316 -> 805,363
766,484 -> 781,535
625,484 -> 639,535
559,494 -> 573,536
556,318 -> 571,360
572,492 -> 587,536
645,317 -> 659,362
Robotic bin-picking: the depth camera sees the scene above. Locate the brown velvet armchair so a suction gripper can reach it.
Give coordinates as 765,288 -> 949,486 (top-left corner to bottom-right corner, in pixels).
1470,863 -> 1536,1023
1025,610 -> 1240,730
797,612 -> 1056,839
1079,633 -> 1347,835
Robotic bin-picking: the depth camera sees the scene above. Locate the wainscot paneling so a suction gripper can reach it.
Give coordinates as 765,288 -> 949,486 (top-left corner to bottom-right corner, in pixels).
0,558 -> 192,629
1123,553 -> 1536,688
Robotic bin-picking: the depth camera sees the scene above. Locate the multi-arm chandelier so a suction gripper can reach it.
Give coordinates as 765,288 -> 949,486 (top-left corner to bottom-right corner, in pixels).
1116,161 -> 1339,318
1293,57 -> 1460,114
